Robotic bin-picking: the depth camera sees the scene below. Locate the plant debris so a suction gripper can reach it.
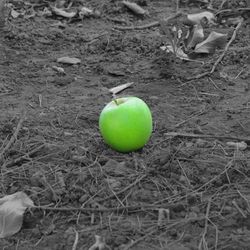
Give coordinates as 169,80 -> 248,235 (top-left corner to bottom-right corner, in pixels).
1,0 -> 250,249
0,192 -> 34,238
122,0 -> 149,16
194,31 -> 228,53
57,56 -> 81,64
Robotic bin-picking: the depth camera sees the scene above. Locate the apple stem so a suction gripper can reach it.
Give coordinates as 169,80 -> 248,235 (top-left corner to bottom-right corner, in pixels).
113,94 -> 119,105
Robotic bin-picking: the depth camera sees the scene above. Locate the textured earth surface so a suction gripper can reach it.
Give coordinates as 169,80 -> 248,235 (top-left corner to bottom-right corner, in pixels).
0,0 -> 250,249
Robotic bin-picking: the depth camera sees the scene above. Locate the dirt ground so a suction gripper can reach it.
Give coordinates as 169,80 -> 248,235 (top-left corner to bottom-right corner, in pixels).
0,0 -> 250,249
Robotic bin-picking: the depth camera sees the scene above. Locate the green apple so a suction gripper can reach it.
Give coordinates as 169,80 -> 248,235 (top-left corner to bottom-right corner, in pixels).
99,96 -> 152,153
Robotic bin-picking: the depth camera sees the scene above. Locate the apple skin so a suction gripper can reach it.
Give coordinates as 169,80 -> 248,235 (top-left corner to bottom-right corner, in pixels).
99,97 -> 152,153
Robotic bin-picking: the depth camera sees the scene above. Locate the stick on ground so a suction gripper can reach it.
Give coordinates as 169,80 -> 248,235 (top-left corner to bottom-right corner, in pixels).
0,112 -> 26,164
210,20 -> 243,74
165,132 -> 250,144
114,21 -> 159,30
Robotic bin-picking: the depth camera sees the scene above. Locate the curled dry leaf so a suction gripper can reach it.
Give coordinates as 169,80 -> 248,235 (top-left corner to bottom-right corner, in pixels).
109,82 -> 134,95
187,11 -> 215,25
52,65 -> 66,74
57,56 -> 81,64
50,6 -> 77,18
194,31 -> 227,53
186,24 -> 204,49
122,1 -> 148,16
0,192 -> 34,238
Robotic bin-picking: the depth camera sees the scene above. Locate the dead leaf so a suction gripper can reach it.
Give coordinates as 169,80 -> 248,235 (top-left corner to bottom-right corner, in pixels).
157,208 -> 170,227
194,31 -> 227,54
50,6 -> 77,18
10,9 -> 21,18
161,45 -> 189,60
187,11 -> 215,25
226,141 -> 247,150
40,7 -> 52,17
0,192 -> 34,238
56,171 -> 66,188
186,24 -> 204,49
105,178 -> 121,191
57,56 -> 81,64
109,82 -> 134,95
122,1 -> 148,16
52,65 -> 66,74
79,7 -> 94,18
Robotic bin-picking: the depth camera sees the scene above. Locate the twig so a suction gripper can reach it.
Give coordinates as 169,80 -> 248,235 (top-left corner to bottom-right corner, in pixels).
114,21 -> 159,30
72,228 -> 79,250
123,228 -> 157,250
176,0 -> 180,13
232,199 -> 247,218
219,0 -> 228,10
165,132 -> 250,144
105,16 -> 128,24
199,199 -> 211,250
86,32 -> 108,43
0,112 -> 26,163
174,110 -> 205,128
34,204 -> 170,213
34,200 -> 187,214
187,71 -> 210,80
210,21 -> 243,74
97,174 -> 146,202
209,77 -> 225,93
114,12 -> 183,31
207,218 -> 218,250
2,143 -> 45,168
